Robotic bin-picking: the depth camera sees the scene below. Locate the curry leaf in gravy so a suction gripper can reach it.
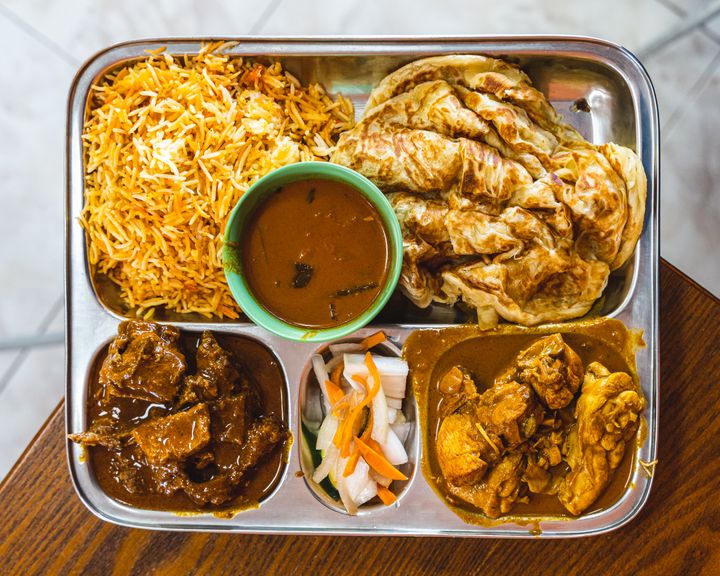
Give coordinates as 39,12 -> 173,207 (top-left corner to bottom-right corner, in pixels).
292,262 -> 314,289
333,282 -> 379,298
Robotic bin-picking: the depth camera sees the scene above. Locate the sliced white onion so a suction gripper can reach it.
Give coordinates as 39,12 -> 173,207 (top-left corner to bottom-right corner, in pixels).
379,426 -> 408,465
339,376 -> 355,392
329,342 -> 364,357
371,378 -> 389,444
346,378 -> 365,393
324,355 -> 343,374
354,476 -> 378,507
387,407 -> 398,424
312,442 -> 338,484
379,378 -> 408,399
386,397 -> 403,410
342,354 -> 367,391
311,354 -> 331,412
344,457 -> 372,504
316,413 -> 338,452
390,421 -> 413,445
343,354 -> 408,398
335,455 -> 358,515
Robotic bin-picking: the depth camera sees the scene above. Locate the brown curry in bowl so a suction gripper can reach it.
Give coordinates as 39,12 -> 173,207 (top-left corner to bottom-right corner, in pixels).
404,318 -> 645,523
69,321 -> 291,515
240,178 -> 390,328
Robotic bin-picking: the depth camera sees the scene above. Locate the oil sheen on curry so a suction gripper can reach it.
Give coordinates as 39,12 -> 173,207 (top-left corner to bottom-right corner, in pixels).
241,178 -> 389,328
69,320 -> 291,515
404,318 -> 646,525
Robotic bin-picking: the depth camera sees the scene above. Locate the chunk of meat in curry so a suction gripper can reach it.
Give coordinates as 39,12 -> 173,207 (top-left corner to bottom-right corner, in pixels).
497,333 -> 584,409
434,333 -> 643,518
557,362 -> 645,515
131,404 -> 211,465
446,453 -> 526,519
100,320 -> 186,402
69,321 -> 290,511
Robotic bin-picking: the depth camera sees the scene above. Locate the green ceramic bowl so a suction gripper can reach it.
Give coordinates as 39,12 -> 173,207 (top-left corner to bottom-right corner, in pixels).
222,162 -> 403,342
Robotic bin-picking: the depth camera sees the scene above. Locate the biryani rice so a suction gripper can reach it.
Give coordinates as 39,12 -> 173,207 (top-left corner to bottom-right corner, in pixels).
81,43 -> 355,318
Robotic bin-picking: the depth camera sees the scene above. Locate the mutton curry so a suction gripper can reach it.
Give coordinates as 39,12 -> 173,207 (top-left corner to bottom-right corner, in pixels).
69,321 -> 291,514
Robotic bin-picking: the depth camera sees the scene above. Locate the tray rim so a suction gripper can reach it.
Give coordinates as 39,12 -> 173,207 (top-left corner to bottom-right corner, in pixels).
65,34 -> 660,538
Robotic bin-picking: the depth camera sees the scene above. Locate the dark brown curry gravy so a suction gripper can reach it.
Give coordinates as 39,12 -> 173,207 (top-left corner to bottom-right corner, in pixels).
404,318 -> 644,526
241,178 -> 389,328
86,333 -> 289,515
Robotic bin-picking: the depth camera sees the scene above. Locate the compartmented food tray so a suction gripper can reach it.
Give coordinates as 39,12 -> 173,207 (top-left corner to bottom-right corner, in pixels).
66,36 -> 659,537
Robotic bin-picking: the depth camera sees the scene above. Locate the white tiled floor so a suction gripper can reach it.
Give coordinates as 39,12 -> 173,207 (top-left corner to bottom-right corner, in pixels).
1,0 -> 719,480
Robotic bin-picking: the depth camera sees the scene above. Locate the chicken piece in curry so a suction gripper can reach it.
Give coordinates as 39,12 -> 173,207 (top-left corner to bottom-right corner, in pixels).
435,333 -> 644,518
557,362 -> 645,515
69,320 -> 291,513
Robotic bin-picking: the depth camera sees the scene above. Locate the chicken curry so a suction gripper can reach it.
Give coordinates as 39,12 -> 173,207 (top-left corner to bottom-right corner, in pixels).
69,321 -> 291,515
404,318 -> 645,523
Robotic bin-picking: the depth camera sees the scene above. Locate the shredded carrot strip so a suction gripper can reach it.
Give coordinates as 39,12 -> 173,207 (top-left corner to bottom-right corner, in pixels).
361,331 -> 386,350
341,406 -> 362,457
352,374 -> 379,410
332,426 -> 343,448
325,379 -> 344,407
330,361 -> 344,385
361,353 -> 381,406
377,484 -> 397,506
366,438 -> 383,454
332,415 -> 345,448
331,396 -> 353,415
355,437 -> 407,481
347,354 -> 382,414
343,445 -> 361,477
352,374 -> 368,390
361,408 -> 374,442
335,356 -> 383,460
344,405 -> 375,477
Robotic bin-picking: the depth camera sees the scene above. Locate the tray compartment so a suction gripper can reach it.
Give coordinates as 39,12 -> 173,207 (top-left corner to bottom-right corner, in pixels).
404,319 -> 645,525
298,337 -> 419,515
77,43 -> 642,325
74,328 -> 292,515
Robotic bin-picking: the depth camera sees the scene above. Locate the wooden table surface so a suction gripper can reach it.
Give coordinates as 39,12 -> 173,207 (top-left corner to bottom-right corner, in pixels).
1,260 -> 719,576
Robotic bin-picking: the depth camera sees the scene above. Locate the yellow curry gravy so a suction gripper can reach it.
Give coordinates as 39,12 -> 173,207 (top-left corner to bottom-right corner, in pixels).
87,333 -> 289,516
241,178 -> 389,328
403,317 -> 645,527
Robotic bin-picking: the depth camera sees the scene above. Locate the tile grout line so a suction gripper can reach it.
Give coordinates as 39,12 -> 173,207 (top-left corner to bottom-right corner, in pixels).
0,0 -> 279,396
650,0 -> 720,47
653,0 -> 683,16
699,23 -> 720,46
0,4 -> 79,67
249,0 -> 285,34
642,0 -> 720,134
662,45 -> 720,141
0,294 -> 64,396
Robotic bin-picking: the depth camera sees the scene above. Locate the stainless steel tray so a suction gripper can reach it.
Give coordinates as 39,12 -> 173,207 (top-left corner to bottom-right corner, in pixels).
66,36 -> 659,538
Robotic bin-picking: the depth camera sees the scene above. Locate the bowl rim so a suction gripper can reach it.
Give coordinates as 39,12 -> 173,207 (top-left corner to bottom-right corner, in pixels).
222,161 -> 403,342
